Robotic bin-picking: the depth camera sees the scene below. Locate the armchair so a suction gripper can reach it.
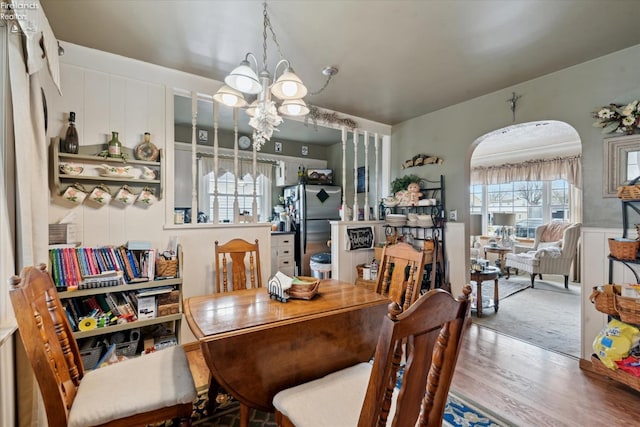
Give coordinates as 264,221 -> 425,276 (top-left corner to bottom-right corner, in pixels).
505,222 -> 581,288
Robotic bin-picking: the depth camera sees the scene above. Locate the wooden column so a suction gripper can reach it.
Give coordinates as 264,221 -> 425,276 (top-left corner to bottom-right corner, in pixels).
252,137 -> 258,223
363,130 -> 369,220
190,92 -> 197,224
213,102 -> 219,224
233,108 -> 239,223
341,126 -> 347,219
352,129 -> 359,222
374,132 -> 380,220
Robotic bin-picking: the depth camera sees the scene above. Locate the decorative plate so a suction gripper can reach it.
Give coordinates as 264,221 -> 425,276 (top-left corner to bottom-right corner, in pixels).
135,141 -> 160,161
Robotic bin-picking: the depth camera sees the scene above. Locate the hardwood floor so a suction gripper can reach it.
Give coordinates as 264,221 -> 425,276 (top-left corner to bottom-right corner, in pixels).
185,324 -> 640,426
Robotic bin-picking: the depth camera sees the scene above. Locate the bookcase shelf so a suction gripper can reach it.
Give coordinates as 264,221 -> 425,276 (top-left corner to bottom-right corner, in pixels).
58,277 -> 182,299
73,314 -> 183,340
50,243 -> 184,365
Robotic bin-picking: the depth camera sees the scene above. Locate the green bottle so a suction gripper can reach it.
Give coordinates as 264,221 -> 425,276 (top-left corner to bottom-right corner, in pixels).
108,131 -> 122,158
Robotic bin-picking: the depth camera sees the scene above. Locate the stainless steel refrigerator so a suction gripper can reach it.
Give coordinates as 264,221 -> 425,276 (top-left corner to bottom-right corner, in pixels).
283,184 -> 342,276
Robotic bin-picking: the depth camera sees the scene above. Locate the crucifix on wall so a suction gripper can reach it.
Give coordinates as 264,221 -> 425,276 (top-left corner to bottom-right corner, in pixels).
507,92 -> 522,122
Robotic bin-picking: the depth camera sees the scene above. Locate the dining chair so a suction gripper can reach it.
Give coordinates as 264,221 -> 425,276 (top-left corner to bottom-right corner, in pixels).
214,238 -> 262,292
212,238 -> 262,425
273,284 -> 473,427
9,264 -> 197,427
375,241 -> 427,312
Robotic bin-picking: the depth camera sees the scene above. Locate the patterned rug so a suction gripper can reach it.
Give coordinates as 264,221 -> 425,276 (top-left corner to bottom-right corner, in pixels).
180,388 -> 510,426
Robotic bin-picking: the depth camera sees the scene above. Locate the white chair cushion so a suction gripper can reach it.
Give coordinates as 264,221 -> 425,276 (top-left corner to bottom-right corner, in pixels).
273,362 -> 399,427
68,346 -> 197,427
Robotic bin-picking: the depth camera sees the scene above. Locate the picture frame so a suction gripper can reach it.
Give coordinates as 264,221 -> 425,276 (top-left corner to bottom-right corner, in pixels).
603,134 -> 640,197
275,141 -> 282,153
301,145 -> 308,156
198,129 -> 208,142
357,166 -> 368,193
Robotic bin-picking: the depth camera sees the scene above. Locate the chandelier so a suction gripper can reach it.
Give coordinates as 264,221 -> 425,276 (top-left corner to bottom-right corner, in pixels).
213,1 -> 335,150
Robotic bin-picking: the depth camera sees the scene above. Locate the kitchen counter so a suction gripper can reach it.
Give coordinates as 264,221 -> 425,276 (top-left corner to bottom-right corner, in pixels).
271,231 -> 295,235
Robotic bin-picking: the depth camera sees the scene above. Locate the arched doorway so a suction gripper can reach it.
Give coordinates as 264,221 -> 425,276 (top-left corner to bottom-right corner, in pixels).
467,120 -> 582,357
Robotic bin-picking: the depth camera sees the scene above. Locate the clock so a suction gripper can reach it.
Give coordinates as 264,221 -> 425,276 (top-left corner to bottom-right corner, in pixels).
239,136 -> 251,150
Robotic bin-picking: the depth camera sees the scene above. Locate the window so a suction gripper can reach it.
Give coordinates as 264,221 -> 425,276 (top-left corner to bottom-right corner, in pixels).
208,172 -> 267,222
470,179 -> 571,239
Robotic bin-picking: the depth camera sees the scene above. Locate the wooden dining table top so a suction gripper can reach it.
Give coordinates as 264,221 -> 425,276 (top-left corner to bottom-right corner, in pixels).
183,279 -> 390,340
182,279 -> 391,413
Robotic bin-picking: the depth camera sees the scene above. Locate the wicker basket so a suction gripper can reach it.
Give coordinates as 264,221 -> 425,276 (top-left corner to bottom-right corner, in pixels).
589,284 -> 620,315
156,257 -> 178,278
615,294 -> 640,324
617,185 -> 640,200
608,238 -> 639,261
288,276 -> 320,300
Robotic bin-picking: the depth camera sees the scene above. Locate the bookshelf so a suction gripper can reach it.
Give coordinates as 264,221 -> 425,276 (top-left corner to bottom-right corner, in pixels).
51,243 -> 184,368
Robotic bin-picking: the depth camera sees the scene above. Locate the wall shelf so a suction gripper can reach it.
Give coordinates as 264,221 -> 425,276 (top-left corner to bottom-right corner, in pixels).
51,138 -> 164,200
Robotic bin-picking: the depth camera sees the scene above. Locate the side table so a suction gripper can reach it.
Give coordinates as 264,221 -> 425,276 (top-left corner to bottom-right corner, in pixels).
483,245 -> 513,275
470,266 -> 500,318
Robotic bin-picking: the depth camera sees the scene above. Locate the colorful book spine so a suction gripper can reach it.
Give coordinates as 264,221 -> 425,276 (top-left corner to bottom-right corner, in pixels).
86,248 -> 99,275
49,249 -> 61,288
69,248 -> 82,290
100,247 -> 115,271
60,248 -> 73,290
93,247 -> 107,273
125,248 -> 140,278
119,247 -> 136,282
108,247 -> 123,272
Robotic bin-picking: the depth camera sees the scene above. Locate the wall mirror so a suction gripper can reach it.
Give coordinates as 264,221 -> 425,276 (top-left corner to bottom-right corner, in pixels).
603,134 -> 640,197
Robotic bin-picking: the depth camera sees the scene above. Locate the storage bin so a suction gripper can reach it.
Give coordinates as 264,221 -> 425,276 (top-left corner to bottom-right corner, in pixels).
608,238 -> 639,261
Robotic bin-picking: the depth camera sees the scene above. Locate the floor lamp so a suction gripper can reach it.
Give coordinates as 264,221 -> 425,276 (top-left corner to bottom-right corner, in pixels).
492,212 -> 516,247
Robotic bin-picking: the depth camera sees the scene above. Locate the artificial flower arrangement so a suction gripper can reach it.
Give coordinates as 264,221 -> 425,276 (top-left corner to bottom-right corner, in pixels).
593,100 -> 640,135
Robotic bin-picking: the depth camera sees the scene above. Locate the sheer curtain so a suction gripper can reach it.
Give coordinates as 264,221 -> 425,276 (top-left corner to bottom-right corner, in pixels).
198,156 -> 273,222
471,155 -> 582,223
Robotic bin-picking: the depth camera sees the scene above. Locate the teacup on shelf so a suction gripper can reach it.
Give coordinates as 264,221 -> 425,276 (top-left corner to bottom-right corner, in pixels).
114,185 -> 136,205
88,184 -> 112,206
59,163 -> 83,176
136,187 -> 157,206
140,166 -> 156,180
61,183 -> 88,205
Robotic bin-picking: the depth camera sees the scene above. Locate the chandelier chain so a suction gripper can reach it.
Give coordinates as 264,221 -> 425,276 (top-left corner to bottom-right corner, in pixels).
309,73 -> 334,96
262,1 -> 283,71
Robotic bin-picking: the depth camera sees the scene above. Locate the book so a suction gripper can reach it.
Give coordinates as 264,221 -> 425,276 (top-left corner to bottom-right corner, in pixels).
126,240 -> 152,250
49,249 -> 61,288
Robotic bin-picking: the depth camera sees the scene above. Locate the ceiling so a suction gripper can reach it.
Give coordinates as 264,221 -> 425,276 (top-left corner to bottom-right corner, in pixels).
40,0 -> 640,126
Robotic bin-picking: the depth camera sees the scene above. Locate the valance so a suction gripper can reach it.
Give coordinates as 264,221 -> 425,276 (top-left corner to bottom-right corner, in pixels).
470,155 -> 581,189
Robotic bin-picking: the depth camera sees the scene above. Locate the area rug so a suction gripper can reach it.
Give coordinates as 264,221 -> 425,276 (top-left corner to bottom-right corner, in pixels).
183,388 -> 510,426
472,276 -> 581,357
470,276 -> 531,311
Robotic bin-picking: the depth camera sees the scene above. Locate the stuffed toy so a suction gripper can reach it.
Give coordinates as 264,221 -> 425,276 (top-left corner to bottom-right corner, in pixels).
395,182 -> 423,206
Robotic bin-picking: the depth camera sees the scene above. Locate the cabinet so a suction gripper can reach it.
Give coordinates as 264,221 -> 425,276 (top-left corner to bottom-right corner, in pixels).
384,175 -> 446,290
271,232 -> 295,276
593,198 -> 640,391
54,244 -> 183,368
51,137 -> 163,201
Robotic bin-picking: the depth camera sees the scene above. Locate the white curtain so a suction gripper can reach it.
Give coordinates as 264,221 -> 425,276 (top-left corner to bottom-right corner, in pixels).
6,2 -> 62,425
198,156 -> 273,222
470,155 -> 582,189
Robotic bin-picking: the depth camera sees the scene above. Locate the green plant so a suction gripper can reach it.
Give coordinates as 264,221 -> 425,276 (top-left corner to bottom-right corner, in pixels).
390,174 -> 421,193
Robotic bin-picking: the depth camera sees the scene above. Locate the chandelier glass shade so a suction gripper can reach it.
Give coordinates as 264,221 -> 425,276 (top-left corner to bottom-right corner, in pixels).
214,2 -> 311,151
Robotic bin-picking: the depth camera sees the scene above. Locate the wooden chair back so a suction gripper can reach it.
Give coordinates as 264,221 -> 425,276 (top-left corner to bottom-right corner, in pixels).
360,285 -> 472,426
9,264 -> 84,425
214,238 -> 262,293
375,242 -> 426,312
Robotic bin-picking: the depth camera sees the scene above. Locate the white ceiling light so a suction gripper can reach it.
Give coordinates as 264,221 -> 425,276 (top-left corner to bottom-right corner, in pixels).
213,1 -> 334,150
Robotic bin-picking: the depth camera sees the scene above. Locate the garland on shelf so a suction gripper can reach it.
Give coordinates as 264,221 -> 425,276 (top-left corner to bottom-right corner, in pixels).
304,105 -> 357,130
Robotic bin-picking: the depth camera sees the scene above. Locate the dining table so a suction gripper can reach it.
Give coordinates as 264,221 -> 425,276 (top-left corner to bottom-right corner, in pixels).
183,279 -> 390,418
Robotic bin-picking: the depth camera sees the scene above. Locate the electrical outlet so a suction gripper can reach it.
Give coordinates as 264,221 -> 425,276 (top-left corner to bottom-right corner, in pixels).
449,209 -> 457,221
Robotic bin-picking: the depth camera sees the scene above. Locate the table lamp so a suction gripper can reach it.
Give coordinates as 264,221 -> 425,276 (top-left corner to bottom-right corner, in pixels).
470,214 -> 482,249
492,212 -> 516,247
